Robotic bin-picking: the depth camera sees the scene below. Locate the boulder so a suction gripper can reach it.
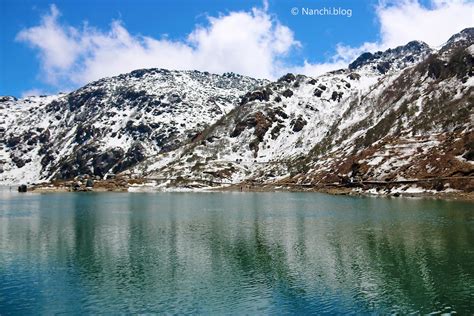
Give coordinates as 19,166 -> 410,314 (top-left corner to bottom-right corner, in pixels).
18,184 -> 27,193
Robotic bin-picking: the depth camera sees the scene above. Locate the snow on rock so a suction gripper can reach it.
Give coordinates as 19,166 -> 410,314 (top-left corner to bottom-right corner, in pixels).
1,28 -> 473,194
0,70 -> 265,185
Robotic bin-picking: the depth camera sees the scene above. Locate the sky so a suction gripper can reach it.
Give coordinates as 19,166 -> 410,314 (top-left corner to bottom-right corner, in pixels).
0,0 -> 473,97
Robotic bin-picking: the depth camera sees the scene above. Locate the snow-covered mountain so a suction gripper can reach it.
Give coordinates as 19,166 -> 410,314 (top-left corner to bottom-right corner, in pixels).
293,28 -> 473,193
0,70 -> 266,183
1,28 -> 473,193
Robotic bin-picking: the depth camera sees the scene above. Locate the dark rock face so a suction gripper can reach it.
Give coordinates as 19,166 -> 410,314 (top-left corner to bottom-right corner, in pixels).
38,129 -> 50,144
0,96 -> 18,102
229,110 -> 273,157
94,148 -> 125,176
45,100 -> 62,113
113,143 -> 146,173
240,88 -> 272,105
230,123 -> 245,138
12,156 -> 26,168
349,52 -> 375,70
463,149 -> 474,161
67,88 -> 107,112
462,141 -> 474,161
277,73 -> 296,83
347,73 -> 361,80
125,121 -> 153,136
6,136 -> 21,148
442,28 -> 474,53
75,124 -> 97,144
54,142 -> 146,180
271,123 -> 285,139
230,111 -> 272,140
253,112 -> 272,141
291,116 -> 307,132
273,108 -> 288,119
421,47 -> 474,81
331,91 -> 343,102
282,89 -> 294,98
41,152 -> 55,167
246,112 -> 273,157
376,62 -> 391,74
55,146 -> 123,179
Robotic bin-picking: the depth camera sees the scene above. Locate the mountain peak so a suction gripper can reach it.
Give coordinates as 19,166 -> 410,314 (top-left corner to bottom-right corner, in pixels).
440,27 -> 474,53
348,40 -> 432,73
446,27 -> 474,44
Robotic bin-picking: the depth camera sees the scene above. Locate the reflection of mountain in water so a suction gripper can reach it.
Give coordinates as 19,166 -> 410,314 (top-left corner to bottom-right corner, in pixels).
0,192 -> 473,314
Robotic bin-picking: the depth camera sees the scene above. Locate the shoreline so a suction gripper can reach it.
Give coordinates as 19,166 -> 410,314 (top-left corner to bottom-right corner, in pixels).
213,183 -> 474,201
17,181 -> 474,201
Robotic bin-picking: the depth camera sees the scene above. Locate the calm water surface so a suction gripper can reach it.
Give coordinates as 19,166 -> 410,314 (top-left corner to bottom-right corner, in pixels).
0,190 -> 473,314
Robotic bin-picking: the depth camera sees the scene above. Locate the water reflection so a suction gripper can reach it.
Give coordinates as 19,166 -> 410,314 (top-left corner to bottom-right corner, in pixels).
0,192 -> 473,314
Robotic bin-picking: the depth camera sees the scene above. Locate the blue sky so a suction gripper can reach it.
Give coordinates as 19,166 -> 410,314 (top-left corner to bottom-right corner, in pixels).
1,0 -> 472,97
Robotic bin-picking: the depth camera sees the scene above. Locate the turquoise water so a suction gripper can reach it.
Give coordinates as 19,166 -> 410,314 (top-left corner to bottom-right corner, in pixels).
0,190 -> 473,314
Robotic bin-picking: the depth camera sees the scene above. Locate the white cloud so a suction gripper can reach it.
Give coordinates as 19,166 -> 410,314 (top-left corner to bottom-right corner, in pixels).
16,4 -> 299,87
288,60 -> 348,77
376,0 -> 473,49
20,88 -> 48,98
16,0 -> 474,88
16,5 -> 83,85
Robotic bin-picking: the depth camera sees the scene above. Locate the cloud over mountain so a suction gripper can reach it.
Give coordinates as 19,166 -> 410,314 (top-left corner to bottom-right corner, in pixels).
17,4 -> 299,87
295,0 -> 474,76
16,0 -> 474,91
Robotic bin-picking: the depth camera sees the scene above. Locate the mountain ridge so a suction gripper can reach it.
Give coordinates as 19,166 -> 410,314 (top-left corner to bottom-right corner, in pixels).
1,28 -> 473,195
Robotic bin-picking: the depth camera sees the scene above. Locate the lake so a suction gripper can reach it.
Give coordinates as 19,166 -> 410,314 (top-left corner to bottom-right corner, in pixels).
0,190 -> 473,314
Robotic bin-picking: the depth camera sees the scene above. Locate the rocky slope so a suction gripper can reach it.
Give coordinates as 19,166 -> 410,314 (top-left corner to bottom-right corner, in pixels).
1,28 -> 473,194
290,28 -> 474,194
0,70 -> 265,184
